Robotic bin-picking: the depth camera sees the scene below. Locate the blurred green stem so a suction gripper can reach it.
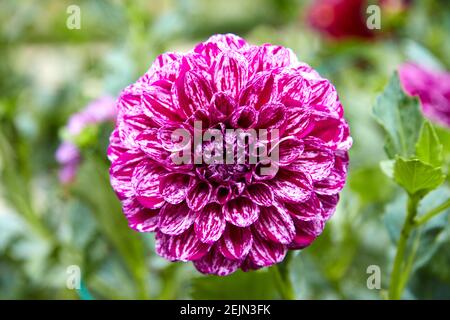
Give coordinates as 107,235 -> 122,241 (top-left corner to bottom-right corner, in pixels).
388,195 -> 419,300
274,251 -> 295,300
414,198 -> 450,226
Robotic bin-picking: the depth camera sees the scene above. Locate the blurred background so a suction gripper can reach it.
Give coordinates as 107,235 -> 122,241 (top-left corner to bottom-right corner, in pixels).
1,0 -> 450,299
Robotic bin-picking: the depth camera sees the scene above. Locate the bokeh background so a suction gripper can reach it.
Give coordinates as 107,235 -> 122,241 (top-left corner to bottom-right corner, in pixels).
1,0 -> 449,299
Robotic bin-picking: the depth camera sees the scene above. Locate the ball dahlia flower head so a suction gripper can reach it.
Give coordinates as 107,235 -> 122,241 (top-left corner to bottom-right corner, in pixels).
108,34 -> 351,276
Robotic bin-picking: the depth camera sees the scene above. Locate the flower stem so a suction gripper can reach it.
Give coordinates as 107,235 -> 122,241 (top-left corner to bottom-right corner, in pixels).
274,251 -> 296,300
388,195 -> 419,300
414,198 -> 450,226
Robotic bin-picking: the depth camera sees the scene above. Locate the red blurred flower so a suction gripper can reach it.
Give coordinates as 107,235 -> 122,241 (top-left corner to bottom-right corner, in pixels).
307,0 -> 374,40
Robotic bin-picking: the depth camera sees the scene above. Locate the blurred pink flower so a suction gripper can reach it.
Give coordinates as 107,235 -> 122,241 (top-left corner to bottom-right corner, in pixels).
55,142 -> 80,184
108,34 -> 351,275
67,96 -> 117,136
307,0 -> 374,40
399,63 -> 450,127
56,96 -> 117,184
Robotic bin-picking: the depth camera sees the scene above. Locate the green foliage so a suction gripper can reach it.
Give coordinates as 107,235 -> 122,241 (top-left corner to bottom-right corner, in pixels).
373,69 -> 449,299
393,157 -> 444,197
373,73 -> 423,159
384,187 -> 450,271
415,121 -> 444,167
191,270 -> 280,300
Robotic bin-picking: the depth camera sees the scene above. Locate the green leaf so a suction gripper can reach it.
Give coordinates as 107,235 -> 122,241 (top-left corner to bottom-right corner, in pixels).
415,121 -> 443,167
191,270 -> 280,300
393,157 -> 445,196
373,72 -> 423,158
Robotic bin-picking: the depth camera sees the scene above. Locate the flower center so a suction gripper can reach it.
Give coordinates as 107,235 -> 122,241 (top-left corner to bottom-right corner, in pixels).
201,163 -> 252,184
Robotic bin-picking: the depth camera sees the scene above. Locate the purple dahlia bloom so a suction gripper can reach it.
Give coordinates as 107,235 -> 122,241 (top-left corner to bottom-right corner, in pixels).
108,34 -> 352,275
56,96 -> 117,184
399,63 -> 450,128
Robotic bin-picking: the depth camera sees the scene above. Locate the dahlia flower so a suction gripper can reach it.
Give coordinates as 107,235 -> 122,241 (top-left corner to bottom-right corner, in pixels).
307,0 -> 374,40
108,34 -> 351,275
399,63 -> 450,128
56,96 -> 117,184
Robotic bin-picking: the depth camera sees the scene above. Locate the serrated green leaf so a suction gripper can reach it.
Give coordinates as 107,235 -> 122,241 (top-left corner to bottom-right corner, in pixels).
373,72 -> 423,158
416,121 -> 443,167
393,157 -> 444,196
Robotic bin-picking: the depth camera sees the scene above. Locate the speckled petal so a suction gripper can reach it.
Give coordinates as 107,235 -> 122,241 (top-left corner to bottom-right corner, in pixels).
195,203 -> 226,243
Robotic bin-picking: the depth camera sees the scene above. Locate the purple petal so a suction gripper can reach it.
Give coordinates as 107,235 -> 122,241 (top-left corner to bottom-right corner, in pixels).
194,246 -> 241,276
159,173 -> 190,204
256,103 -> 287,131
135,128 -> 169,161
116,89 -> 157,149
209,92 -> 236,123
215,185 -> 232,204
195,34 -> 249,58
248,44 -> 297,74
314,151 -> 348,195
308,105 -> 344,148
318,193 -> 339,220
176,69 -> 213,116
218,224 -> 253,260
107,128 -> 127,163
283,192 -> 324,221
223,197 -> 259,227
287,137 -> 335,181
254,205 -> 295,244
230,106 -> 258,129
284,107 -> 315,138
274,71 -> 311,106
156,228 -> 211,261
248,230 -> 287,267
271,169 -> 312,203
131,160 -> 165,209
123,198 -> 160,232
239,71 -> 274,110
314,171 -> 345,195
213,51 -> 248,99
305,77 -> 341,115
271,136 -> 304,166
289,218 -> 324,249
142,80 -> 184,126
159,202 -> 196,235
186,179 -> 212,211
245,183 -> 274,206
110,150 -> 147,200
145,52 -> 183,83
194,203 -> 226,243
